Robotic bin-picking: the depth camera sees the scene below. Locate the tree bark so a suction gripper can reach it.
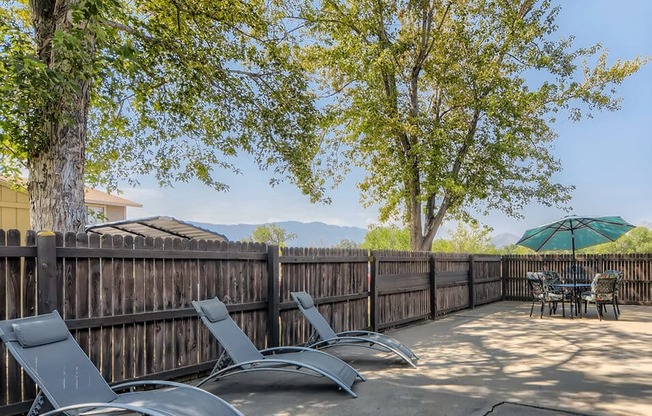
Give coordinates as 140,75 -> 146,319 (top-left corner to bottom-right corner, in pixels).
27,0 -> 92,233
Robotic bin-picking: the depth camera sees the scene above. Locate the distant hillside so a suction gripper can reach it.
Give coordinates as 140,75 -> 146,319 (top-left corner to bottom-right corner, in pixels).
191,221 -> 367,247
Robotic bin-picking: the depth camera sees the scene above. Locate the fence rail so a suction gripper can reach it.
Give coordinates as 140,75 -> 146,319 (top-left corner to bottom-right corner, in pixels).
4,230 -> 652,415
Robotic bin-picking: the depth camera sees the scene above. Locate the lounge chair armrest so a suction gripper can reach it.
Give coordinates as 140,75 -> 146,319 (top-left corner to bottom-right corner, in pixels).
112,380 -> 231,398
336,330 -> 381,337
259,346 -> 316,355
111,380 -> 244,415
39,402 -> 169,416
112,379 -> 194,392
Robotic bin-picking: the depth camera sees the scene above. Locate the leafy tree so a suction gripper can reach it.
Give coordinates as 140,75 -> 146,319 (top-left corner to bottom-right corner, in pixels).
582,227 -> 652,254
361,226 -> 411,250
244,224 -> 297,247
444,222 -> 498,254
298,0 -> 647,251
431,238 -> 454,253
333,239 -> 361,249
498,244 -> 535,255
1,0 -> 322,232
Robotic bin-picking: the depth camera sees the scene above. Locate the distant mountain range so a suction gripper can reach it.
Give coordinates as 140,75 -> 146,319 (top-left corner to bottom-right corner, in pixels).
490,233 -> 519,248
189,221 -> 648,248
191,220 -> 367,247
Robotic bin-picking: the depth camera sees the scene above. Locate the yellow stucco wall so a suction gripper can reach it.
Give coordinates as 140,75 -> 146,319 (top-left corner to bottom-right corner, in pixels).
0,182 -> 132,238
105,205 -> 126,222
0,182 -> 30,236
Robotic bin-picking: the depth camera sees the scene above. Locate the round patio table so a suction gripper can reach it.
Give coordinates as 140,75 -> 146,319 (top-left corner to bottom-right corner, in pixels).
552,283 -> 592,318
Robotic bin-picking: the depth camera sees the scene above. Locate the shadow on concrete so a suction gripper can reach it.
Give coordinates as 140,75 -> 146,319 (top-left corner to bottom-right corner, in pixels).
202,302 -> 652,416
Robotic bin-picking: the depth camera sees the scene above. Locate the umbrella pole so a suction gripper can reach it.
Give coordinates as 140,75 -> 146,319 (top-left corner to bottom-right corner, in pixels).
571,223 -> 578,316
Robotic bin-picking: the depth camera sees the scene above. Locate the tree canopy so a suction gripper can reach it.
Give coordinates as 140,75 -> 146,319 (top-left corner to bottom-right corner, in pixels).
298,0 -> 647,250
244,224 -> 297,247
1,0 -> 324,232
361,226 -> 411,250
1,0 -> 647,238
432,222 -> 497,254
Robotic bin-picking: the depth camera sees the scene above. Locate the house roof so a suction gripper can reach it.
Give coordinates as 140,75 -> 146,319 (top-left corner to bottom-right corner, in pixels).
84,188 -> 142,207
86,216 -> 228,241
1,177 -> 141,208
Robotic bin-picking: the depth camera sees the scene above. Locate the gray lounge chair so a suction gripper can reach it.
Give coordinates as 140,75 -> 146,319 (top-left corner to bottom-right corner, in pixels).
291,291 -> 419,368
0,311 -> 243,416
192,297 -> 366,398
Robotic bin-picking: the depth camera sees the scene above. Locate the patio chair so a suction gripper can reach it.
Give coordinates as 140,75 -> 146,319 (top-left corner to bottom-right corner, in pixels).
192,297 -> 366,398
581,272 -> 619,321
605,270 -> 624,315
527,272 -> 565,318
542,270 -> 576,315
0,311 -> 243,416
290,291 -> 418,368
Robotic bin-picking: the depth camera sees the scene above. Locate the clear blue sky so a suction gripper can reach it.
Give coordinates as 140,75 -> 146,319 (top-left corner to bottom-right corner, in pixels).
121,1 -> 652,237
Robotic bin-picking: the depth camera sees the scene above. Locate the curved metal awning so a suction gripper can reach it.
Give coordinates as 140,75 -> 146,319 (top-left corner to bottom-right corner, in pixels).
86,216 -> 228,241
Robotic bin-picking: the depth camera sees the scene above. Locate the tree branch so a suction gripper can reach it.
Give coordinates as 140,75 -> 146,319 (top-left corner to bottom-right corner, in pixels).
104,19 -> 155,41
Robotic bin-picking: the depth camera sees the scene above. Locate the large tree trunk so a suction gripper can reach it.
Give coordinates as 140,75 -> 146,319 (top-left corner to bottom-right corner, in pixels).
27,0 -> 92,233
27,100 -> 89,233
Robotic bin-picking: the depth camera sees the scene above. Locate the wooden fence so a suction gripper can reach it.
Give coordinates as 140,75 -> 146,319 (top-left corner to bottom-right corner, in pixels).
0,230 -> 503,415
503,253 -> 652,304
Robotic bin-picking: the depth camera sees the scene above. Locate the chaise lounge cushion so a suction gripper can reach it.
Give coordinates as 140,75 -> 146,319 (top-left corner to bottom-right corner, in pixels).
201,301 -> 230,322
294,292 -> 314,309
12,318 -> 70,348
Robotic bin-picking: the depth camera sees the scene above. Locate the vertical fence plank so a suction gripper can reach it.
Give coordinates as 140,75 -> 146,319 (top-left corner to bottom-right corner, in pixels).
153,237 -> 165,374
6,230 -> 22,404
100,235 -> 114,380
0,230 -> 6,406
88,233 -> 102,371
37,232 -> 58,314
469,255 -> 476,309
134,236 -> 146,378
122,235 -> 134,381
144,236 -> 156,375
74,233 -> 90,358
430,255 -> 437,320
370,251 -> 379,332
267,245 -> 280,348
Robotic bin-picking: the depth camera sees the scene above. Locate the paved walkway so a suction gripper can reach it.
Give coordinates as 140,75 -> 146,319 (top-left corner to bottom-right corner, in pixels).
202,302 -> 652,416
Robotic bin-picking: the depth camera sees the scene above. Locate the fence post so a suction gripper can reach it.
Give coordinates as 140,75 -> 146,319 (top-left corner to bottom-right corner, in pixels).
37,231 -> 59,314
267,245 -> 280,347
430,254 -> 437,320
468,254 -> 475,310
370,250 -> 379,332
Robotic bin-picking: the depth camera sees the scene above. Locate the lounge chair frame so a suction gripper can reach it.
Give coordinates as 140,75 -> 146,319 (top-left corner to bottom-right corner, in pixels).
0,311 -> 243,416
192,298 -> 366,398
291,291 -> 419,368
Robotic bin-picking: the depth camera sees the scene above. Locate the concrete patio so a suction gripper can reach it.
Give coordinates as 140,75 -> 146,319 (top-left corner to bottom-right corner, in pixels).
202,301 -> 652,416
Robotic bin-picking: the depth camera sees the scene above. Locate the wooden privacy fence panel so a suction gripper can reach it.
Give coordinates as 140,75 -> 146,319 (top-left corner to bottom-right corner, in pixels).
279,247 -> 369,346
372,250 -> 432,330
1,231 -> 271,415
433,253 -> 471,315
503,254 -> 652,304
0,230 -> 37,411
472,255 -> 503,306
1,228 -> 515,415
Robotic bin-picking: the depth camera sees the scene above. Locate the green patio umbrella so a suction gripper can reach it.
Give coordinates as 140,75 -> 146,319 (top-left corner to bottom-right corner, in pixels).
516,215 -> 635,282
